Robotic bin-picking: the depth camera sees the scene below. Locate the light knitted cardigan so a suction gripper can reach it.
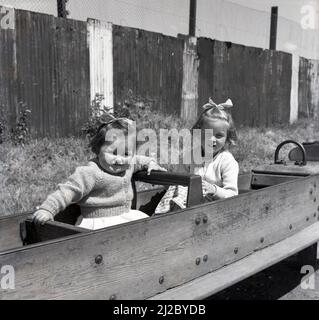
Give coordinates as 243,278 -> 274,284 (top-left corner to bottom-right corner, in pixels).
39,155 -> 154,218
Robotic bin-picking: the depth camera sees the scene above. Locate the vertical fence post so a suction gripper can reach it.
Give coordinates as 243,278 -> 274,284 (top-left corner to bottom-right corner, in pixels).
87,19 -> 114,112
290,54 -> 299,123
189,0 -> 197,37
179,35 -> 199,122
269,6 -> 278,50
57,0 -> 69,18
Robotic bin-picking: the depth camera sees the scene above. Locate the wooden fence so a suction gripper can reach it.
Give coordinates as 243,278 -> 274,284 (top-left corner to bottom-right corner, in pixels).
0,7 -> 317,137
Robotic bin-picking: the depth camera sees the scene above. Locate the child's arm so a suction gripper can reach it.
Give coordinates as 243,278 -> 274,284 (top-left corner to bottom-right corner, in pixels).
134,155 -> 166,175
204,157 -> 239,200
33,165 -> 97,223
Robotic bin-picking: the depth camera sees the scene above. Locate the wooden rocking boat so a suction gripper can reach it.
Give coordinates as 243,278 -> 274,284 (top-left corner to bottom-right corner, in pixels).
1,140 -> 319,299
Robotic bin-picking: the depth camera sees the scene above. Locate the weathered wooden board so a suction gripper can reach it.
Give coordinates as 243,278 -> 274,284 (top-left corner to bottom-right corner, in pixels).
251,173 -> 303,189
150,222 -> 319,300
0,212 -> 31,252
253,163 -> 319,176
0,174 -> 318,299
23,219 -> 88,244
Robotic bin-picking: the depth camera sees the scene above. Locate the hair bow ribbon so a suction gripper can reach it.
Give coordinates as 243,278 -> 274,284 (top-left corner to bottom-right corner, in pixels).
203,97 -> 233,110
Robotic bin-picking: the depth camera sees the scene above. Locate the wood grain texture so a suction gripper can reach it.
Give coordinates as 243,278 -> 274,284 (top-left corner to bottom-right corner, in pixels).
0,174 -> 319,299
150,222 -> 319,300
0,212 -> 31,252
253,163 -> 319,176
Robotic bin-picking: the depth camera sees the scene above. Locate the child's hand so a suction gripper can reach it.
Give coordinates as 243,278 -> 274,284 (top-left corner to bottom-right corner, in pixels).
33,209 -> 54,225
202,180 -> 217,195
147,161 -> 167,175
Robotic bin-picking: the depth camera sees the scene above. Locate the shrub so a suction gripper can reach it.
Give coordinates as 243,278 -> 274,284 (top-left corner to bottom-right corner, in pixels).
10,102 -> 31,146
81,94 -> 114,138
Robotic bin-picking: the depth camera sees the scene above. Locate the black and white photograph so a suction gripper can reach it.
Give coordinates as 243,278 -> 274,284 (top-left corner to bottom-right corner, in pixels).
1,0 -> 319,306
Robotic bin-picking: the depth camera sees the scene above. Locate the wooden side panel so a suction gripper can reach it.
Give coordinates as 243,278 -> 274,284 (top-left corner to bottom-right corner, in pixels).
87,19 -> 113,111
1,175 -> 319,299
0,212 -> 31,252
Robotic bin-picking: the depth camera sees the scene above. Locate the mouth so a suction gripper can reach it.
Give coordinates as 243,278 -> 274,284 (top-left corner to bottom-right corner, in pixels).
108,163 -> 130,172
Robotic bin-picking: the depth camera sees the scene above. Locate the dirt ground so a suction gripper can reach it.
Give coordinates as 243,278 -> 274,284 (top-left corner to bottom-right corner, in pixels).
209,246 -> 319,300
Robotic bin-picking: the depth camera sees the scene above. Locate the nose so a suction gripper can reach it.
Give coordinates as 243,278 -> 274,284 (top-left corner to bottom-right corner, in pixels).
211,136 -> 217,145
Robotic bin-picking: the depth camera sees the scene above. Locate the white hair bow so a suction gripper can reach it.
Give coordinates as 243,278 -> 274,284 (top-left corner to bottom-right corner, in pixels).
202,97 -> 233,110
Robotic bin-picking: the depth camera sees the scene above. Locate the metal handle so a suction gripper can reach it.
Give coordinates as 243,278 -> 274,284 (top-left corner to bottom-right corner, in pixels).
274,140 -> 307,166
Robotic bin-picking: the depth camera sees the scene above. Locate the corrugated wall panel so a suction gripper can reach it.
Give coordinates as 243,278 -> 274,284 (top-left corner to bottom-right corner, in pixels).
15,10 -> 55,137
53,17 -> 90,137
0,6 -> 16,129
113,25 -> 183,116
198,39 -> 292,126
298,57 -> 319,119
88,19 -> 113,111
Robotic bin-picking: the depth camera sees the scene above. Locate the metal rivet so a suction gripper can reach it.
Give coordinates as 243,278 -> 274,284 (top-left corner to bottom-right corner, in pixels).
203,255 -> 208,262
314,183 -> 317,188
306,217 -> 310,221
260,237 -> 264,243
314,213 -> 317,217
314,198 -> 317,203
159,276 -> 164,284
195,217 -> 201,225
234,247 -> 239,254
95,255 -> 103,265
109,294 -> 116,300
195,257 -> 201,265
289,224 -> 293,230
310,189 -> 313,195
203,215 -> 208,224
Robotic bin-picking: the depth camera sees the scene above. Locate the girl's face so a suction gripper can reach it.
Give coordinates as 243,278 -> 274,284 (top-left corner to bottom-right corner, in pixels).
98,131 -> 136,174
201,118 -> 229,156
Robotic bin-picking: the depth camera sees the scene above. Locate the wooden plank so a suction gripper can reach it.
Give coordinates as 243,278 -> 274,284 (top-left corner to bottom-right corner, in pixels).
0,174 -> 318,299
150,222 -> 319,300
179,35 -> 198,121
251,173 -> 303,189
87,19 -> 113,112
23,219 -> 88,244
0,212 -> 31,252
253,163 -> 319,176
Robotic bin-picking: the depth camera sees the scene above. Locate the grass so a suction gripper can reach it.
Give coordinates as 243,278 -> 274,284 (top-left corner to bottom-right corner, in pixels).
1,118 -> 319,216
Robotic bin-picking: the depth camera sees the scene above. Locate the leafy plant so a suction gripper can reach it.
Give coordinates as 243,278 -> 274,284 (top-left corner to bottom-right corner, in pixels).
81,94 -> 114,138
10,102 -> 31,146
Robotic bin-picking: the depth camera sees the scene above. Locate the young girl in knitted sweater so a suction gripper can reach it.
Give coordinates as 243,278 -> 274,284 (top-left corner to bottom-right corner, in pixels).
33,118 -> 165,229
155,98 -> 239,213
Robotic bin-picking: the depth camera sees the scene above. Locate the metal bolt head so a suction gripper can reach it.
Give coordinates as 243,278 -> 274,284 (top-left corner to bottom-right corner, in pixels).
306,217 -> 310,221
195,257 -> 201,265
310,189 -> 313,195
203,215 -> 208,224
195,217 -> 201,225
234,247 -> 239,254
203,255 -> 208,262
159,276 -> 164,284
95,255 -> 103,265
314,198 -> 317,203
260,237 -> 264,243
109,294 -> 116,300
314,213 -> 317,218
289,224 -> 293,230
